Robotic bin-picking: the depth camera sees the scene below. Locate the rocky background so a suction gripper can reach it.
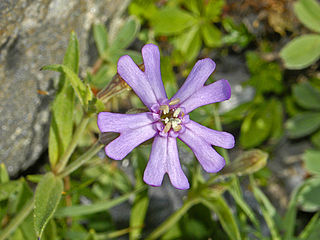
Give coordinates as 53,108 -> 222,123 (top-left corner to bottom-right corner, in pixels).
0,0 -> 128,176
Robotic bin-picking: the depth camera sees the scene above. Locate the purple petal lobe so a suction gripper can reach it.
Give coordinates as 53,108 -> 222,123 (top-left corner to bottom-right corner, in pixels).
166,137 -> 189,189
105,124 -> 156,160
97,112 -> 154,133
180,79 -> 231,113
142,44 -> 167,101
172,58 -> 216,102
184,120 -> 235,149
179,128 -> 225,173
143,136 -> 167,187
143,136 -> 189,189
118,55 -> 158,108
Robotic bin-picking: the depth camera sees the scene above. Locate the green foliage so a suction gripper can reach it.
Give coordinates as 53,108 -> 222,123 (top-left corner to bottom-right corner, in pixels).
298,177 -> 320,212
280,34 -> 320,69
286,112 -> 320,138
294,0 -> 320,33
245,51 -> 283,94
91,18 -> 141,89
34,173 -> 63,238
48,32 -> 79,168
293,82 -> 320,110
280,0 -> 320,69
303,150 -> 320,175
4,1 -> 320,239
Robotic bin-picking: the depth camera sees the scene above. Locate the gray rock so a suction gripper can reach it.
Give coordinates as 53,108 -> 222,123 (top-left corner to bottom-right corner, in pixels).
0,0 -> 127,176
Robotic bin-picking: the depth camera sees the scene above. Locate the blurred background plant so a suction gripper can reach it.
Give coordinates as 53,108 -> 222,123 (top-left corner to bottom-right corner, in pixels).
1,0 -> 320,239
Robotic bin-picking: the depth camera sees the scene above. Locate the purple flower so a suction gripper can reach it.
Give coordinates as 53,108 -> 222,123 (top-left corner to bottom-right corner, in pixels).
97,44 -> 234,189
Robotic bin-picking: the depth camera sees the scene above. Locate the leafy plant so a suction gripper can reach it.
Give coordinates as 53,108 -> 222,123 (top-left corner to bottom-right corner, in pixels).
280,0 -> 320,69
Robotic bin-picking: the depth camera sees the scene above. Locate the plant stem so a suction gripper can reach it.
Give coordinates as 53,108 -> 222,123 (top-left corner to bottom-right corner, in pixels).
59,141 -> 104,178
146,198 -> 200,240
55,115 -> 90,174
0,198 -> 34,240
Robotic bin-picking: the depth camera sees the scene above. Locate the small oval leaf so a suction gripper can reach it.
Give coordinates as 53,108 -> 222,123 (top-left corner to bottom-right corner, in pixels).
294,0 -> 320,33
280,34 -> 320,69
286,112 -> 320,138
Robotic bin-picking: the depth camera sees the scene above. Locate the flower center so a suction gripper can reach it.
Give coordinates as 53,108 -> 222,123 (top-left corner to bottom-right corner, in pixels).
159,98 -> 184,133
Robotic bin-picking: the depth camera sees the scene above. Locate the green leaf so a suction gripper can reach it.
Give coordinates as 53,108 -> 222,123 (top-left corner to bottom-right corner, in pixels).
184,0 -> 202,15
311,129 -> 320,148
283,183 -> 308,240
42,64 -> 87,106
303,150 -> 320,175
129,190 -> 149,240
286,112 -> 320,138
240,102 -> 273,148
48,32 -> 79,167
204,0 -> 225,22
55,187 -> 145,217
109,17 -> 140,52
280,34 -> 320,69
151,7 -> 196,35
201,196 -> 241,240
34,173 -> 63,238
174,25 -> 200,54
0,181 -> 21,201
183,28 -> 202,62
201,22 -> 222,47
0,163 -> 9,183
293,82 -> 320,110
294,0 -> 320,33
298,212 -> 320,240
298,177 -> 320,212
93,23 -> 108,57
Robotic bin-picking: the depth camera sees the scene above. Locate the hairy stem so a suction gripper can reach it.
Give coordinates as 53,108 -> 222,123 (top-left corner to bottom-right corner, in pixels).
55,115 -> 90,174
59,141 -> 104,178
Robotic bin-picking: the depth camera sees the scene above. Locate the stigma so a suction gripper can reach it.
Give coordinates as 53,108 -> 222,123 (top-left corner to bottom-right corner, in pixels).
159,99 -> 184,134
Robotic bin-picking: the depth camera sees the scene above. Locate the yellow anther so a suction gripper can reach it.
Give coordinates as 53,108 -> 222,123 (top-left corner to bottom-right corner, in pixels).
173,125 -> 182,132
163,122 -> 172,133
169,98 -> 180,106
159,105 -> 169,114
173,108 -> 181,118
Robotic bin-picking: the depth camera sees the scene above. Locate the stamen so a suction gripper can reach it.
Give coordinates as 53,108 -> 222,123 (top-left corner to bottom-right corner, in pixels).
163,122 -> 172,133
159,105 -> 169,114
164,117 -> 169,124
173,108 -> 181,118
169,98 -> 180,106
173,125 -> 182,132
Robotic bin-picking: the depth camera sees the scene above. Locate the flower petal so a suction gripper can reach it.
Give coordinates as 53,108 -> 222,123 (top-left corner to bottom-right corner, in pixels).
97,112 -> 154,133
118,55 -> 158,108
105,124 -> 156,160
172,58 -> 216,102
166,137 -> 189,189
143,136 -> 167,187
179,128 -> 225,173
180,79 -> 231,113
143,136 -> 189,189
184,120 -> 235,149
142,44 -> 167,101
